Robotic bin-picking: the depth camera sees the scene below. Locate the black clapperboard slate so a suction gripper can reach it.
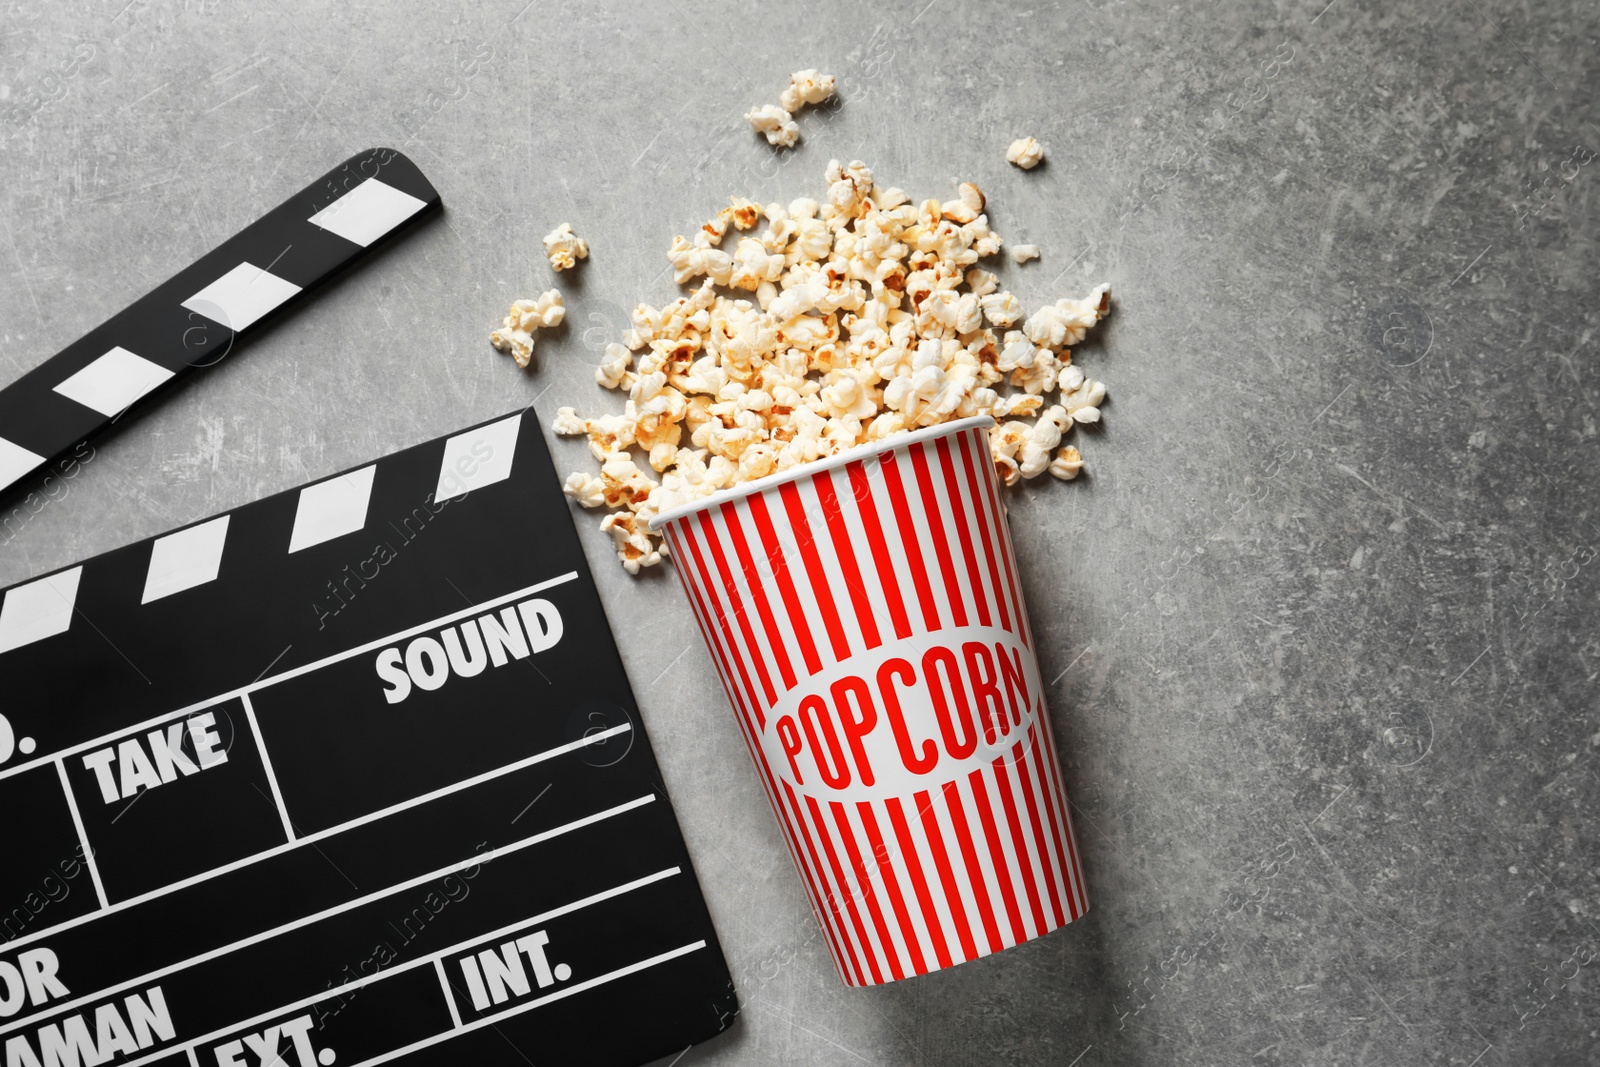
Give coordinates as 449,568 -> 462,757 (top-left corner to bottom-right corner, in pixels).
0,415 -> 737,1055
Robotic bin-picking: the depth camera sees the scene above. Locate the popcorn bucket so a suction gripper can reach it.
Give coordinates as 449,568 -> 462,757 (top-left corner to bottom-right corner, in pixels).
649,415 -> 1088,986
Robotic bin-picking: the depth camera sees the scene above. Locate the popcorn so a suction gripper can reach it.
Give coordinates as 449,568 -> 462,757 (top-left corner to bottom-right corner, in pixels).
941,183 -> 985,224
596,342 -> 633,389
748,70 -> 837,149
488,289 -> 565,368
563,471 -> 606,507
1049,445 -> 1084,480
1063,377 -> 1106,423
599,512 -> 663,575
726,197 -> 762,230
668,235 -> 734,286
1007,136 -> 1044,169
552,407 -> 587,436
1011,244 -> 1041,264
779,69 -> 837,113
746,104 -> 799,148
522,161 -> 1115,571
1017,405 -> 1074,478
981,291 -> 1024,327
1024,283 -> 1111,347
542,223 -> 588,272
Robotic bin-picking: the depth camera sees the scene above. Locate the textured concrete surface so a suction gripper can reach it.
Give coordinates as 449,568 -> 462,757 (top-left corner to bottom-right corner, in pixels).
4,1 -> 1599,1063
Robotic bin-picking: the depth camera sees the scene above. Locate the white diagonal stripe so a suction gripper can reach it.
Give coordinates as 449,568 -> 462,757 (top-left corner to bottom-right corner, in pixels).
287,465 -> 376,553
141,515 -> 230,603
435,413 -> 520,502
53,346 -> 174,417
0,436 -> 45,490
0,567 -> 82,654
182,262 -> 302,331
308,178 -> 428,247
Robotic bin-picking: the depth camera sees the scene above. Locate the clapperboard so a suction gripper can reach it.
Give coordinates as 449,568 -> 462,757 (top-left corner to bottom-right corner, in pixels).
0,150 -> 736,1066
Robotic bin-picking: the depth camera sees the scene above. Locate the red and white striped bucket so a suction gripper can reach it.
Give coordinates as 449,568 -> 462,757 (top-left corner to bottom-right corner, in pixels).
650,415 -> 1088,985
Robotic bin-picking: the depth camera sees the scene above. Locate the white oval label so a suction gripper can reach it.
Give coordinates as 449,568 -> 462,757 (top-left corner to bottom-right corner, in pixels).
758,626 -> 1044,804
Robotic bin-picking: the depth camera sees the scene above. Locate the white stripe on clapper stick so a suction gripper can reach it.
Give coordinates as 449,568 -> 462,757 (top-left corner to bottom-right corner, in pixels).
287,464 -> 376,553
141,515 -> 230,604
181,262 -> 301,332
0,566 -> 82,655
51,346 -> 174,420
306,178 -> 429,248
0,436 -> 47,495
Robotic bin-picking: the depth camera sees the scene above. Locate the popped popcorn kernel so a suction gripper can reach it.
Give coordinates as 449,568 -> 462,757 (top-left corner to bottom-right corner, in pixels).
746,104 -> 799,148
727,196 -> 762,230
779,69 -> 837,113
489,289 -> 565,368
563,471 -> 606,507
1011,244 -> 1041,264
600,511 -> 663,574
1007,136 -> 1044,169
519,160 -> 1116,571
597,343 -> 633,389
1049,445 -> 1084,480
542,223 -> 588,272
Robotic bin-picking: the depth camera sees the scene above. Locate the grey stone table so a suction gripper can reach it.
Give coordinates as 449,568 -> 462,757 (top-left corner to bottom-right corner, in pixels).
3,1 -> 1597,1063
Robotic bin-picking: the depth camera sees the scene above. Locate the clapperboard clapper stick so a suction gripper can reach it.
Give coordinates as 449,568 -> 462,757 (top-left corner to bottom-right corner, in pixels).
0,410 -> 737,1065
0,148 -> 441,498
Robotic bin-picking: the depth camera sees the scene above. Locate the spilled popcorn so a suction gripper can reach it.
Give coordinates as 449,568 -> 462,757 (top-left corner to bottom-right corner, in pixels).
745,104 -> 799,148
1007,136 -> 1045,169
543,223 -> 588,271
779,69 -> 837,113
488,289 -> 565,368
513,159 -> 1112,573
745,69 -> 837,149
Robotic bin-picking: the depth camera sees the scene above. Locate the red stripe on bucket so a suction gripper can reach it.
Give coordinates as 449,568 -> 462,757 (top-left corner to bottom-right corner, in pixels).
830,800 -> 905,981
803,791 -> 885,985
935,435 -> 992,628
720,499 -> 799,692
910,442 -> 968,628
700,510 -> 778,712
885,795 -> 953,970
848,459 -> 913,641
1014,732 -> 1067,929
880,451 -> 942,634
857,800 -> 926,975
956,429 -> 1014,636
942,779 -> 1004,954
747,492 -> 824,677
814,469 -> 882,651
992,748 -> 1048,937
780,482 -> 852,664
968,427 -> 1031,648
966,767 -> 1026,947
678,519 -> 765,729
781,780 -> 869,985
915,787 -> 977,963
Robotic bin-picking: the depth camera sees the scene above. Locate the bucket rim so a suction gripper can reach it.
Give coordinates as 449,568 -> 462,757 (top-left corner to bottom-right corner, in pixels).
646,415 -> 996,530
